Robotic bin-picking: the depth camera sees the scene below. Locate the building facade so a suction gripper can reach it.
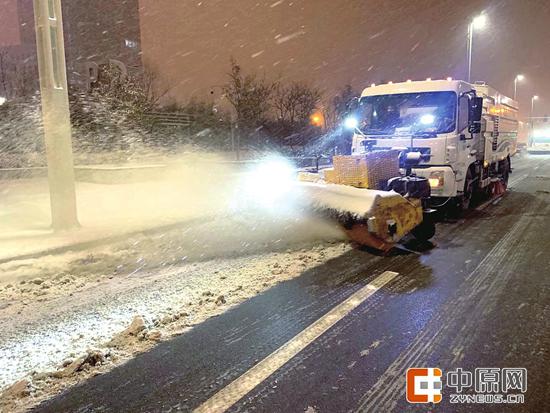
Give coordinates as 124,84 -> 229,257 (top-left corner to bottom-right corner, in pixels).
0,0 -> 38,97
0,0 -> 142,98
62,0 -> 142,89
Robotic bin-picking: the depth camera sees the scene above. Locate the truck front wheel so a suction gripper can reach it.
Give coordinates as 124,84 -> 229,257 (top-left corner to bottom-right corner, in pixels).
411,217 -> 436,242
459,167 -> 476,210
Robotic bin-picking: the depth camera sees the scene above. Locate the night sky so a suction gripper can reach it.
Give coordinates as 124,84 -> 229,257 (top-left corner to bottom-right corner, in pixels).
140,0 -> 550,118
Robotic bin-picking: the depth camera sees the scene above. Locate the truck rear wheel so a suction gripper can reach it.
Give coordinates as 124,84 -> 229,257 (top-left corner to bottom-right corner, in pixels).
501,157 -> 510,186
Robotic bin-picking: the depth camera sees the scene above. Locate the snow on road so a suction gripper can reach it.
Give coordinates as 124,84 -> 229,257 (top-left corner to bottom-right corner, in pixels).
0,213 -> 350,411
0,152 -> 351,410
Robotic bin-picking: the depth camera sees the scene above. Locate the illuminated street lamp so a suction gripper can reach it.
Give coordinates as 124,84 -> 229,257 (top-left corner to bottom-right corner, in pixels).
467,13 -> 487,83
531,95 -> 539,118
33,0 -> 79,230
514,74 -> 525,101
310,111 -> 325,128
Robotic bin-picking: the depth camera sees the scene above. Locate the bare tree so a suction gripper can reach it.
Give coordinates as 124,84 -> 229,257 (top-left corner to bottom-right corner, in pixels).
68,63 -> 171,150
90,63 -> 169,120
273,81 -> 321,126
223,58 -> 274,129
142,64 -> 170,107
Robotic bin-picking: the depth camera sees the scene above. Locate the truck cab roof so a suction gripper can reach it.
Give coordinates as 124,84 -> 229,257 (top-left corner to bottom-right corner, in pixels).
360,80 -> 470,98
360,79 -> 518,111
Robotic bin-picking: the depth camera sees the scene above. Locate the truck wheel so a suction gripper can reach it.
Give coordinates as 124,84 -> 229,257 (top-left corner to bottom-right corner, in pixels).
411,218 -> 436,241
501,158 -> 510,186
459,167 -> 475,210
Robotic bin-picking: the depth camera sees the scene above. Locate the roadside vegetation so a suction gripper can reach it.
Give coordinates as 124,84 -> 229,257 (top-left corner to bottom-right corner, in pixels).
0,58 -> 359,169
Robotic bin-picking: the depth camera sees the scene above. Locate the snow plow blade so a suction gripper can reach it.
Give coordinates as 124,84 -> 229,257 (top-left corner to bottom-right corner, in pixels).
295,181 -> 424,251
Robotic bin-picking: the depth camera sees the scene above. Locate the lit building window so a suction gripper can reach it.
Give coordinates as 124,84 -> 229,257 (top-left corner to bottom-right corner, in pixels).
125,39 -> 138,48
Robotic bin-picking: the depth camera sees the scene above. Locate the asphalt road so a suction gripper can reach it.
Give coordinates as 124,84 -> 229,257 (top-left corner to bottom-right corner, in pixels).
34,153 -> 550,413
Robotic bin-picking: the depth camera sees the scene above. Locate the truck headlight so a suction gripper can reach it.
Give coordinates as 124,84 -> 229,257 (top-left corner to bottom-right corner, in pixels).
429,171 -> 444,188
241,157 -> 296,207
344,116 -> 359,130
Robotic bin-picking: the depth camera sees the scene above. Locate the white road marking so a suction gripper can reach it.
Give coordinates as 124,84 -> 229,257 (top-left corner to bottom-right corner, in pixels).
508,173 -> 529,188
475,195 -> 504,211
193,270 -> 399,413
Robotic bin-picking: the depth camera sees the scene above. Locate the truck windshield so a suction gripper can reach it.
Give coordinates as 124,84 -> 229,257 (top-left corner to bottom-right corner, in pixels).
356,91 -> 457,136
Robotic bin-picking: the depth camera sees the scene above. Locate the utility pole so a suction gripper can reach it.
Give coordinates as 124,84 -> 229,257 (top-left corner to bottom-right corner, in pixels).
33,0 -> 79,230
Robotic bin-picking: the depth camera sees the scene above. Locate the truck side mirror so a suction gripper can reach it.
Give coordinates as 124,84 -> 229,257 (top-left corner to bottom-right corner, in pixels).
468,97 -> 483,134
347,96 -> 359,111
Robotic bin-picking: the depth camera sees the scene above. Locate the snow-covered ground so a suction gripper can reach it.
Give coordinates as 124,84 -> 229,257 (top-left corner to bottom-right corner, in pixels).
0,152 -> 355,411
0,153 -> 334,262
0,154 -> 239,261
0,211 -> 349,411
0,242 -> 350,386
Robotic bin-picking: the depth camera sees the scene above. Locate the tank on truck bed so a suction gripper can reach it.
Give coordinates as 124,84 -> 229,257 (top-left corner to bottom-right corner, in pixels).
473,82 -> 519,161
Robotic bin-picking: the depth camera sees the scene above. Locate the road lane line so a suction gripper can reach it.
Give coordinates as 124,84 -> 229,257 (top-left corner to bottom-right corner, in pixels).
355,202 -> 538,412
193,270 -> 399,413
508,173 -> 529,188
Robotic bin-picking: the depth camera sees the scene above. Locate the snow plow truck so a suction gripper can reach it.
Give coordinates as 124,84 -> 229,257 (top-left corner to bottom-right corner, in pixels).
298,79 -> 518,251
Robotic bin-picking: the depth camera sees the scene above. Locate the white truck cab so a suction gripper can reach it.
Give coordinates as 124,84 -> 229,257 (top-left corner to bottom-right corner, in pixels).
350,79 -> 518,208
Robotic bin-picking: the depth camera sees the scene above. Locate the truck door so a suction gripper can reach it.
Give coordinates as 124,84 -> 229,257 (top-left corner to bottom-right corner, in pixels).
456,95 -> 472,182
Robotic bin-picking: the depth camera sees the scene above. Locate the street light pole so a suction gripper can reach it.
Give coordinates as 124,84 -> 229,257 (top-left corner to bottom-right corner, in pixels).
33,0 -> 79,231
467,23 -> 473,83
531,95 -> 539,118
514,74 -> 524,101
210,85 -> 239,161
467,14 -> 487,83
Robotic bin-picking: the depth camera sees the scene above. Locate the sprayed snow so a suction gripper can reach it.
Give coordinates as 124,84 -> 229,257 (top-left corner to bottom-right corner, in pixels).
0,153 -> 347,264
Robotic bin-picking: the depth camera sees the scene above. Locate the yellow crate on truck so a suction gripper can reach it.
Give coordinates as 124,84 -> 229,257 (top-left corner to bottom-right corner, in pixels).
327,150 -> 400,189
